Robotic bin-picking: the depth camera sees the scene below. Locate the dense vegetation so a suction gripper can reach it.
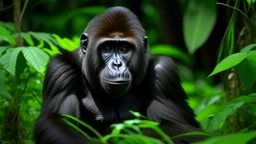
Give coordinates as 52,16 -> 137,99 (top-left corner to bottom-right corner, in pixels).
1,0 -> 256,143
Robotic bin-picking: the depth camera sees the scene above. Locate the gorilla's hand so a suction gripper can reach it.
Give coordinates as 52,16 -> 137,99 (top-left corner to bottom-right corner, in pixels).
82,93 -> 104,122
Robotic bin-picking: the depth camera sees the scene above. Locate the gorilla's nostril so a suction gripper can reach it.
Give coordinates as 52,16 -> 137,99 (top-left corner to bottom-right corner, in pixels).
113,60 -> 122,68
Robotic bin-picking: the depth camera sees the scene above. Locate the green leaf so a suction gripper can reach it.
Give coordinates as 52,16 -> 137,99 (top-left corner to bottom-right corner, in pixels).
52,34 -> 77,51
206,96 -> 252,132
15,50 -> 26,77
0,48 -> 23,76
247,0 -> 256,6
0,46 -> 8,55
240,43 -> 256,53
22,47 -> 50,73
183,0 -> 217,54
0,22 -> 15,32
150,44 -> 190,64
196,105 -> 218,122
194,131 -> 256,144
236,51 -> 256,90
29,32 -> 57,46
209,52 -> 247,77
0,25 -> 16,45
21,32 -> 34,46
206,108 -> 233,131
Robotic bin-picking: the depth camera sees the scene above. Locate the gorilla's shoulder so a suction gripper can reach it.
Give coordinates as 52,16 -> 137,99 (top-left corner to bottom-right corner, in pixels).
49,49 -> 82,70
149,55 -> 176,73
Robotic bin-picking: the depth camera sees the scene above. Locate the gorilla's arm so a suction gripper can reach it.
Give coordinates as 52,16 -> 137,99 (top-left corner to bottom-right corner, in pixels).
146,55 -> 203,143
34,52 -> 91,144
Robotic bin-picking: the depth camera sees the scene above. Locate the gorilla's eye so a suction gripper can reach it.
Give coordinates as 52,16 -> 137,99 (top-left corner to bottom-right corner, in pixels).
104,46 -> 112,51
121,47 -> 127,51
120,47 -> 129,52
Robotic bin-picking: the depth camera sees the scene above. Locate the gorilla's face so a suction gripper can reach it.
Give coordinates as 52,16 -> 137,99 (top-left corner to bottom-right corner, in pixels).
80,33 -> 148,97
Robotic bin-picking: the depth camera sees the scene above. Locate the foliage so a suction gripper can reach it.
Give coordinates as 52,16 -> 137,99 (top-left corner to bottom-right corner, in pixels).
183,0 -> 217,54
1,0 -> 256,143
0,21 -> 77,143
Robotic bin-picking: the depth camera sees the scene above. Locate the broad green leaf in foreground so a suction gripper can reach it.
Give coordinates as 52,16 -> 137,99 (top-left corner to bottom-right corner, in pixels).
209,52 -> 247,77
22,47 -> 50,73
0,48 -> 23,76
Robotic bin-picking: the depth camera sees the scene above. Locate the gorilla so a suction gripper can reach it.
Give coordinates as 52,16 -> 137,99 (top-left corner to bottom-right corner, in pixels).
35,6 -> 203,144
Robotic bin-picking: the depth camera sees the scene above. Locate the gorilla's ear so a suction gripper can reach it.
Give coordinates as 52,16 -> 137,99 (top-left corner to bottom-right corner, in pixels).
80,33 -> 89,54
144,36 -> 148,53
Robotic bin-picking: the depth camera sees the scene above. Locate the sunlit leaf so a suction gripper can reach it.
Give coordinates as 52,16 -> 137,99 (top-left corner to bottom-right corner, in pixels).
247,0 -> 256,6
209,52 -> 247,77
183,0 -> 217,54
21,32 -> 34,46
0,25 -> 15,45
52,34 -> 78,51
22,47 -> 50,73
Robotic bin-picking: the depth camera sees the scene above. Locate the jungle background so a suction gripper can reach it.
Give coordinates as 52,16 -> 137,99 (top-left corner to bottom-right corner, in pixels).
1,0 -> 256,143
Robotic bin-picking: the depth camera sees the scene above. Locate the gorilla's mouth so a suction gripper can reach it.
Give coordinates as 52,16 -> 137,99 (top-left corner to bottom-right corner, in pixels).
104,79 -> 130,85
102,78 -> 131,95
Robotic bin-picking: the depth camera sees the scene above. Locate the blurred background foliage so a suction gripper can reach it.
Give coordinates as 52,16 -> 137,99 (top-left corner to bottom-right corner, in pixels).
1,0 -> 256,143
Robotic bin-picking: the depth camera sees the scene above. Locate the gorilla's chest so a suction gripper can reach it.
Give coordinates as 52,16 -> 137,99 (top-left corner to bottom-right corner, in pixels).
79,90 -> 149,135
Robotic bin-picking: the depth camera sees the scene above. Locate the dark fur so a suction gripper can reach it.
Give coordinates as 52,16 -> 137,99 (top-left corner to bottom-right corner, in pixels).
35,6 -> 203,144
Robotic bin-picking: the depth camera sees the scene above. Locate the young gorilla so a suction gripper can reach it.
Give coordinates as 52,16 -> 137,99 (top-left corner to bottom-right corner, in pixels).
35,6 -> 203,144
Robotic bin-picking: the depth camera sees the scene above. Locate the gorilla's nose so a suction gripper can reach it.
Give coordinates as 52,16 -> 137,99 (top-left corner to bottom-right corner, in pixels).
112,59 -> 122,70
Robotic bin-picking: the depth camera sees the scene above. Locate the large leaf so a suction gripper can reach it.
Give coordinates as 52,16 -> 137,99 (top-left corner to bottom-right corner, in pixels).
209,52 -> 247,77
183,0 -> 217,54
236,51 -> 256,90
0,25 -> 15,45
0,48 -> 23,76
22,46 -> 50,72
